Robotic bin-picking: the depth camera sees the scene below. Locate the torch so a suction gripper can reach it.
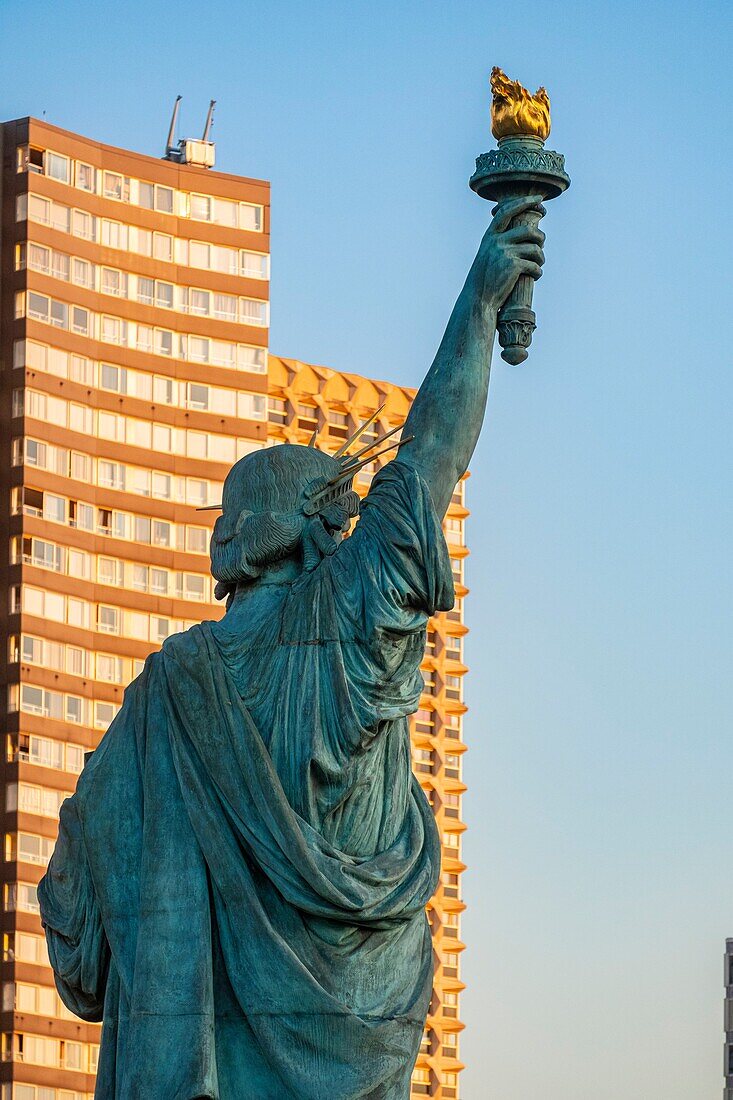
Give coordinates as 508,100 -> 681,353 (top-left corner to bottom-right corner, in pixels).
470,67 -> 570,365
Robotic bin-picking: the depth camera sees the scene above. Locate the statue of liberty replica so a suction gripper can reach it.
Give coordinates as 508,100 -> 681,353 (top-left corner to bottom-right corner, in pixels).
39,71 -> 563,1100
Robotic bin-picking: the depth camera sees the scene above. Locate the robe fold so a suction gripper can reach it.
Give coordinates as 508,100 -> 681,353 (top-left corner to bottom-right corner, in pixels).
38,460 -> 454,1099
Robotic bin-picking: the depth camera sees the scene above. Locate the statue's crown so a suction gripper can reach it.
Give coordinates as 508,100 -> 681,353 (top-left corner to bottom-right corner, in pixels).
199,408 -> 412,516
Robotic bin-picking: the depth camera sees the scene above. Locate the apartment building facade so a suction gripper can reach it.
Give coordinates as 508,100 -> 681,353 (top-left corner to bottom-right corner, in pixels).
0,119 -> 466,1099
725,939 -> 733,1100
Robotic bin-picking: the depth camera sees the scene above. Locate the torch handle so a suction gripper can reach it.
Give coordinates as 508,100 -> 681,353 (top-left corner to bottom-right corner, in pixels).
497,206 -> 543,365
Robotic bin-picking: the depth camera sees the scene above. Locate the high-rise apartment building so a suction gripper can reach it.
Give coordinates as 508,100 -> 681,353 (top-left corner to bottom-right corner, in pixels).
0,119 -> 466,1100
725,939 -> 733,1100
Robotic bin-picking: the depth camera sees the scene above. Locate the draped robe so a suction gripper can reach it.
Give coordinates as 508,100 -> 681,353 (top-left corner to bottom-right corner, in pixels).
38,461 -> 454,1099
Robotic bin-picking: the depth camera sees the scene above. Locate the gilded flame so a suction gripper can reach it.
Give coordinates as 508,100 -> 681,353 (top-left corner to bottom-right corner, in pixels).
490,66 -> 551,141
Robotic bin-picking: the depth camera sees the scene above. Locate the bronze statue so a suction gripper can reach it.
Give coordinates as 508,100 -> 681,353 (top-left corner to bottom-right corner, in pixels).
40,79 -> 556,1099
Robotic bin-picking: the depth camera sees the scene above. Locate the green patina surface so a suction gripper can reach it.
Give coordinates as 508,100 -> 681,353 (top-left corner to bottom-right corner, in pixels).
38,192 -> 550,1099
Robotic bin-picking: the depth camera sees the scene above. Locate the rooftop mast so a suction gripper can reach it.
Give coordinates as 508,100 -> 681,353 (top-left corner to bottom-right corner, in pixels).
162,96 -> 216,169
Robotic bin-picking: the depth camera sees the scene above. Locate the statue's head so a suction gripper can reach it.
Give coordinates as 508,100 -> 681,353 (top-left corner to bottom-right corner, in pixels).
210,443 -> 361,601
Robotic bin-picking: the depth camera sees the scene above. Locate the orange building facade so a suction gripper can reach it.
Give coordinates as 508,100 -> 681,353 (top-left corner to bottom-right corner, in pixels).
0,119 -> 466,1099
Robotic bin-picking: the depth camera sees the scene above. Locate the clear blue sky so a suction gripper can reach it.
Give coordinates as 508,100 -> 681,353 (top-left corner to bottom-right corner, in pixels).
3,1 -> 732,1095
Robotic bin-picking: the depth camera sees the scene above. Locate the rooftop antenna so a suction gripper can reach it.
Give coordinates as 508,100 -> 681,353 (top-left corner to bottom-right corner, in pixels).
163,95 -> 216,169
165,95 -> 182,159
202,100 -> 216,142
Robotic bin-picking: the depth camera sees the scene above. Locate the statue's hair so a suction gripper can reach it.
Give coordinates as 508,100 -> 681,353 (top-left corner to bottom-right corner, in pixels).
210,445 -> 347,601
210,509 -> 304,600
221,445 -> 338,516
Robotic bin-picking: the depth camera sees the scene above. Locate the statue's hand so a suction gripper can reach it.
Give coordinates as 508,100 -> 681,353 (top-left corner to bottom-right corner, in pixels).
472,194 -> 546,314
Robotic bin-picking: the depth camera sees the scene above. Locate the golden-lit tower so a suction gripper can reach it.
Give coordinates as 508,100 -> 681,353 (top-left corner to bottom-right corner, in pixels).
0,114 -> 270,1098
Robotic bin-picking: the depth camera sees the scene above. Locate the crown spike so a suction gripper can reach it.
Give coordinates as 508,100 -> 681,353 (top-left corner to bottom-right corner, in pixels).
333,404 -> 386,459
324,435 -> 415,487
307,428 -> 319,447
338,423 -> 403,468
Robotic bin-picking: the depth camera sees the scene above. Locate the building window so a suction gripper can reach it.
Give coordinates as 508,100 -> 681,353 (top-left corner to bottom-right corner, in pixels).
186,528 -> 209,554
414,708 -> 435,736
13,832 -> 55,867
132,226 -> 152,255
328,411 -> 349,439
153,233 -> 173,262
410,1066 -> 431,1096
17,145 -> 44,173
297,404 -> 318,431
239,202 -> 263,231
156,281 -> 174,309
73,257 -> 94,288
445,517 -> 464,544
213,197 -> 237,227
103,171 -> 130,201
240,298 -> 268,327
443,831 -> 461,854
214,292 -> 237,321
45,151 -> 70,183
27,291 -> 49,323
186,383 -> 208,411
94,702 -> 118,730
51,249 -> 69,280
189,240 -> 210,268
441,875 -> 460,903
69,402 -> 93,434
188,335 -> 208,363
100,219 -> 126,249
211,340 -> 235,368
155,185 -> 174,213
181,573 -> 206,601
241,250 -> 269,279
102,267 -> 127,297
4,882 -> 40,914
15,194 -> 29,226
149,568 -> 168,596
75,161 -> 96,191
238,345 -> 267,373
188,288 -> 210,316
135,276 -> 153,305
101,315 -> 126,345
150,520 -> 170,547
190,193 -> 211,221
73,207 -> 95,239
445,675 -> 462,701
137,324 -> 153,352
154,329 -> 173,356
412,747 -> 434,774
98,605 -> 119,635
268,398 -> 287,425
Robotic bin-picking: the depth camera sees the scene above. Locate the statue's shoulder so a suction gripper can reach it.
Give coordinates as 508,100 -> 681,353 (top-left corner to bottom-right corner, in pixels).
159,620 -> 215,664
156,620 -> 230,686
359,459 -> 432,521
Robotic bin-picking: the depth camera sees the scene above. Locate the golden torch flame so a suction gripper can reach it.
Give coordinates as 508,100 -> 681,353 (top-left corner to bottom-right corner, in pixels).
490,66 -> 551,142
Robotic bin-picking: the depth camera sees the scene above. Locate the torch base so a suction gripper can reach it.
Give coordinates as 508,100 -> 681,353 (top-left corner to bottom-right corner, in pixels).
469,136 -> 570,202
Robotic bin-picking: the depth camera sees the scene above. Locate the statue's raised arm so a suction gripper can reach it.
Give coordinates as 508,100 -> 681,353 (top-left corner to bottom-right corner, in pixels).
37,187 -> 549,1100
397,194 -> 546,518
